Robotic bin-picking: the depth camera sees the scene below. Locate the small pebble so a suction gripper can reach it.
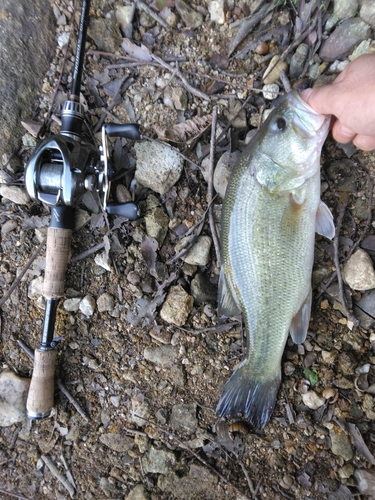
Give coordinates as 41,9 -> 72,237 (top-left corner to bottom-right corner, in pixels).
94,252 -> 112,272
1,219 -> 18,235
302,390 -> 325,409
79,295 -> 96,317
207,0 -> 225,25
330,430 -> 353,461
255,42 -> 269,55
63,298 -> 81,312
97,292 -> 115,312
175,236 -> 212,267
263,55 -> 288,85
262,83 -> 279,100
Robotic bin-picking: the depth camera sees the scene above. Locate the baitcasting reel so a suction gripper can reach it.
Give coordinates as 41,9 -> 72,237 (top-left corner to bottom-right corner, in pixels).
25,98 -> 141,218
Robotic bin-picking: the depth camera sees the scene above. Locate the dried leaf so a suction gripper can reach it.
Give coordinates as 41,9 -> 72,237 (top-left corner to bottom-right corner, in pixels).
90,213 -> 106,229
82,190 -> 101,214
21,215 -> 50,229
215,421 -> 245,458
102,78 -> 124,97
141,236 -> 166,281
121,38 -> 152,61
131,271 -> 178,326
141,236 -> 158,274
21,120 -> 42,138
103,235 -> 111,261
154,115 -> 212,144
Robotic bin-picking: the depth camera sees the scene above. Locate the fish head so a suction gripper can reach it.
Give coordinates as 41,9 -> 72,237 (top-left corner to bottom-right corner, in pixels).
256,91 -> 330,193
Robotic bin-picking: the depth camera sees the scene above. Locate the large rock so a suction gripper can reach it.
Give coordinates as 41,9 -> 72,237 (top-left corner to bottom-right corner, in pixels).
0,371 -> 30,426
320,18 -> 371,62
0,1 -> 55,158
135,141 -> 184,195
360,0 -> 375,28
342,249 -> 375,291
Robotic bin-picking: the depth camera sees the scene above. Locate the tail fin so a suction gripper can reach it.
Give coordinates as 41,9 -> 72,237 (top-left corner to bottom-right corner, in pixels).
216,360 -> 281,429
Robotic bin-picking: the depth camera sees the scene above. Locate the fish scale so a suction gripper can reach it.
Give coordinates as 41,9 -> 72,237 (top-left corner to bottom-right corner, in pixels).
216,91 -> 335,428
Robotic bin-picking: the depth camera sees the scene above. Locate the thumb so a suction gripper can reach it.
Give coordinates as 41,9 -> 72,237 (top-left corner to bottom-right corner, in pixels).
300,87 -> 335,116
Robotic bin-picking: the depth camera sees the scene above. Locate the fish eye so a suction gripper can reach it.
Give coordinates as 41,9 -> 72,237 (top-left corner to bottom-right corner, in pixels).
276,117 -> 287,131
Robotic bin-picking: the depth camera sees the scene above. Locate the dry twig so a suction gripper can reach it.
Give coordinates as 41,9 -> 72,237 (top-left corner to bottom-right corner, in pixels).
239,461 -> 257,499
0,489 -> 31,500
208,106 -> 221,268
41,455 -> 75,498
333,197 -> 359,328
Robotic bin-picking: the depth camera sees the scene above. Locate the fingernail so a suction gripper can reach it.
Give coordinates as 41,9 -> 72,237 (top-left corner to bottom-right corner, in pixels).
339,125 -> 355,137
301,88 -> 313,102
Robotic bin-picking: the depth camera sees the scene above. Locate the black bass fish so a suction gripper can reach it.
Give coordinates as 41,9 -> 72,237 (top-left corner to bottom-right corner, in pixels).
217,91 -> 335,428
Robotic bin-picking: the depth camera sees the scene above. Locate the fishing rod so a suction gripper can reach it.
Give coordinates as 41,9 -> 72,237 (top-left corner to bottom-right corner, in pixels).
24,0 -> 141,419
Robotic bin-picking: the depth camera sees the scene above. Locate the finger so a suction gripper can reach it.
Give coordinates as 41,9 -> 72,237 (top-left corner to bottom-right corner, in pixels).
331,121 -> 356,143
353,134 -> 375,151
300,86 -> 339,116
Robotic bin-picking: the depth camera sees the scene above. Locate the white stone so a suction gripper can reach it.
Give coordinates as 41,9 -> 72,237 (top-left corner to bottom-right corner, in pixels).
135,141 -> 183,195
208,1 -> 225,25
355,468 -> 375,494
79,295 -> 96,317
63,298 -> 81,312
94,251 -> 112,272
57,31 -> 69,49
115,6 -> 133,31
28,276 -> 44,300
302,390 -> 325,409
342,249 -> 375,290
262,83 -> 280,100
334,0 -> 358,20
360,0 -> 375,29
0,371 -> 30,426
97,292 -> 115,312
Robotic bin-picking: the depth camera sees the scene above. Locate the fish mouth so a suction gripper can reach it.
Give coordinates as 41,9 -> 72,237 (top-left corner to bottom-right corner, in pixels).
288,91 -> 330,138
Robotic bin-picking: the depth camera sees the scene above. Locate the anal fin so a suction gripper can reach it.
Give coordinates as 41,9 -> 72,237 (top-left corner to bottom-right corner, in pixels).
290,288 -> 312,344
218,267 -> 241,317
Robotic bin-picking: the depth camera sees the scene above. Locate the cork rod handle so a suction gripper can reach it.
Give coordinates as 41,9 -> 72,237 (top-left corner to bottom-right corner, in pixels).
26,349 -> 57,419
43,227 -> 72,299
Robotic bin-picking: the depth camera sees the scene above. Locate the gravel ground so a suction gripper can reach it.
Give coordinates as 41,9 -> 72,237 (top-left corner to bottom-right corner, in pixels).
1,1 -> 375,499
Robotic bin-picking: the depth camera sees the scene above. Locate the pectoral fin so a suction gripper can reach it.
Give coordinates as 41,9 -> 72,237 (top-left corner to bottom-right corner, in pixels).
218,267 -> 241,317
316,200 -> 335,239
290,288 -> 312,344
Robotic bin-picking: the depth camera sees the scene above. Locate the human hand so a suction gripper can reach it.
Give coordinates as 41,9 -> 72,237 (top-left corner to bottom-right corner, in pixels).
301,54 -> 375,150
